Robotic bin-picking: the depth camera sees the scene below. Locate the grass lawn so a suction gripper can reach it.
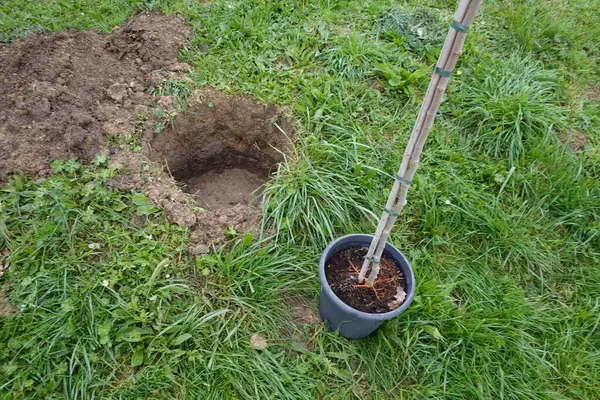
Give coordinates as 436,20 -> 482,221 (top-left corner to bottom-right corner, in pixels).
1,0 -> 599,398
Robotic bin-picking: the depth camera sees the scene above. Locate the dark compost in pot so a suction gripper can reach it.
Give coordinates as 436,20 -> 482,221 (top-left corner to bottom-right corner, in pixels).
318,234 -> 416,339
325,247 -> 407,314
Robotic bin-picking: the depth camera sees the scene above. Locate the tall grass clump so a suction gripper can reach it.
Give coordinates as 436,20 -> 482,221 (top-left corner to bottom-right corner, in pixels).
515,137 -> 600,253
455,55 -> 566,164
501,0 -> 600,67
262,135 -> 382,246
320,31 -> 390,79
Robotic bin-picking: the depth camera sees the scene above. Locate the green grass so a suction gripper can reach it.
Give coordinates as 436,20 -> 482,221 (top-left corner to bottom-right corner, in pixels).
0,0 -> 145,42
455,55 -> 566,164
1,0 -> 600,399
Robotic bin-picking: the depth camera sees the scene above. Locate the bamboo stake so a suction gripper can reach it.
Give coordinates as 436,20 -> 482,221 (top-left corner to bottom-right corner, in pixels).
359,0 -> 483,286
358,8 -> 461,284
410,0 -> 470,139
366,0 -> 483,284
358,2 -> 471,283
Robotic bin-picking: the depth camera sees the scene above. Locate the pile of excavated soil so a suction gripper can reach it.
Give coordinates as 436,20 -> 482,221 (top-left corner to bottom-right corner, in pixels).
0,12 -> 292,256
0,12 -> 191,179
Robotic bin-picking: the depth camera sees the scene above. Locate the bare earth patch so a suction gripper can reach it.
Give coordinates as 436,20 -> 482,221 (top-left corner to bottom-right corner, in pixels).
0,289 -> 18,317
0,12 -> 292,252
560,129 -> 589,151
0,12 -> 191,179
0,258 -> 17,317
586,85 -> 600,102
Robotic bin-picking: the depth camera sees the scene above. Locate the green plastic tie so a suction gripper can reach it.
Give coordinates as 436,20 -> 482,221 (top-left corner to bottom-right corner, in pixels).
365,256 -> 380,264
393,173 -> 411,185
384,208 -> 399,217
450,19 -> 469,33
435,66 -> 452,78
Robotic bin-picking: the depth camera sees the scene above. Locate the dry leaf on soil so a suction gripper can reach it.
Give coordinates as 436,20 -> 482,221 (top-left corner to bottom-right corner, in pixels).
250,333 -> 268,350
387,286 -> 407,310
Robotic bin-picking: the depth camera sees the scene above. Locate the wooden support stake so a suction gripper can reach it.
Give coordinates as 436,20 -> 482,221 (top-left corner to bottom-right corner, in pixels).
359,0 -> 483,285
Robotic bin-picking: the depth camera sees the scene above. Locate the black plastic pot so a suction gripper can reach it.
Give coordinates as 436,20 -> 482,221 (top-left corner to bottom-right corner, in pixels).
318,234 -> 415,339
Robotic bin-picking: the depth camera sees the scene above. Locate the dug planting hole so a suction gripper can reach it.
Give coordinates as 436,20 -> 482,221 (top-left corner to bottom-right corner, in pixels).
150,89 -> 291,210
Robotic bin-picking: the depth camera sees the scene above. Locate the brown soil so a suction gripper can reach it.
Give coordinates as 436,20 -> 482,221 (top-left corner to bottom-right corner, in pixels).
586,85 -> 600,102
325,247 -> 406,313
0,257 -> 17,317
0,12 -> 292,252
0,289 -> 18,317
149,86 -> 291,211
185,168 -> 267,209
149,87 -> 291,252
0,12 -> 191,180
560,129 -> 589,151
290,297 -> 321,325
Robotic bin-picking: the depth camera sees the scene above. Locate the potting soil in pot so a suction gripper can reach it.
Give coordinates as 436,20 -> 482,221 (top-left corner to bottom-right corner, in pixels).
325,247 -> 407,313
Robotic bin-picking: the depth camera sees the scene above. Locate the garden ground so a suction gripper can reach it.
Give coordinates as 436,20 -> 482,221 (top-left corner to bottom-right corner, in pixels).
0,0 -> 599,398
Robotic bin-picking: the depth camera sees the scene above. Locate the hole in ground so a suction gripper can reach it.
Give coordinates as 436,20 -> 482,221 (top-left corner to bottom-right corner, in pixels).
150,89 -> 291,210
181,150 -> 269,209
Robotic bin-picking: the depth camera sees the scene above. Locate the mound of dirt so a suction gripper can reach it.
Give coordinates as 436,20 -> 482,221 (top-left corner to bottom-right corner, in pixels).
0,12 -> 292,252
0,12 -> 191,179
